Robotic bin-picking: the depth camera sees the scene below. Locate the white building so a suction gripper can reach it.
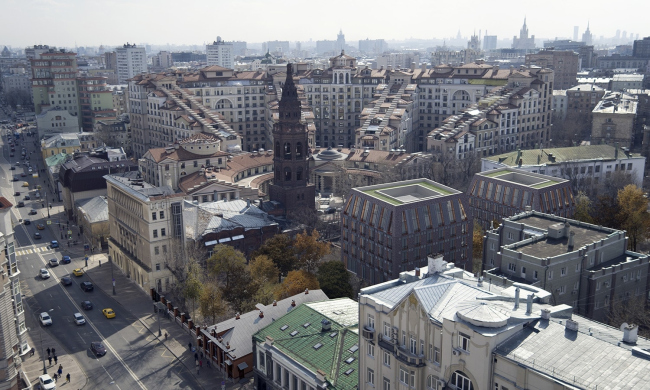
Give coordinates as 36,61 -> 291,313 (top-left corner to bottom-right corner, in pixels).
36,107 -> 81,137
152,51 -> 172,70
206,37 -> 233,69
611,74 -> 645,92
552,89 -> 567,119
116,43 -> 147,84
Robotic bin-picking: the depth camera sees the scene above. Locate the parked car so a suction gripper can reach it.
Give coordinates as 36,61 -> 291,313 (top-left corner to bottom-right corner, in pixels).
9,165 -> 14,170
28,209 -> 37,215
17,201 -> 24,207
50,240 -> 59,248
23,219 -> 30,225
13,191 -> 20,196
61,276 -> 72,286
34,232 -> 41,239
80,281 -> 94,292
48,258 -> 59,267
80,300 -> 93,310
91,341 -> 106,356
40,268 -> 50,279
73,313 -> 86,325
23,195 -> 30,200
39,312 -> 52,326
38,374 -> 56,390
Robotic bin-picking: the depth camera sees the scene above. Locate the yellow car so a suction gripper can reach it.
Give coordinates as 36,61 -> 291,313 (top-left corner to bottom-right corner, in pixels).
36,224 -> 45,230
102,308 -> 116,319
72,268 -> 84,277
22,182 -> 29,187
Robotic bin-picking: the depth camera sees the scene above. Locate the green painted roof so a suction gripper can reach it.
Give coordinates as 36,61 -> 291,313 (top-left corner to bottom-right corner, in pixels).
253,299 -> 359,390
485,145 -> 641,167
45,153 -> 68,167
361,179 -> 456,205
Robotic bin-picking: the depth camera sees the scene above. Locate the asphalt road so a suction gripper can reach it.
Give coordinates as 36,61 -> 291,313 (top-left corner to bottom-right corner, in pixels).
1,122 -> 201,389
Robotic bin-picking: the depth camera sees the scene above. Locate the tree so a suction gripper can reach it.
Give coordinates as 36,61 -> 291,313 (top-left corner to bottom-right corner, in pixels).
207,244 -> 247,290
617,184 -> 650,251
249,255 -> 279,285
198,277 -> 227,324
317,261 -> 353,299
607,296 -> 650,338
3,89 -> 32,110
472,220 -> 484,275
252,234 -> 298,282
294,229 -> 331,273
592,195 -> 622,230
182,258 -> 203,321
275,270 -> 320,300
572,191 -> 594,224
222,268 -> 258,313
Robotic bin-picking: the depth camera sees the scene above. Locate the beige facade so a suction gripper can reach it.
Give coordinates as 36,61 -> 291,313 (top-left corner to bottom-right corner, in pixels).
526,50 -> 579,90
591,91 -> 638,148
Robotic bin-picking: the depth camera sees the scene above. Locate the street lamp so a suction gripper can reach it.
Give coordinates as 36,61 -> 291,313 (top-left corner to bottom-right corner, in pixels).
154,302 -> 162,337
110,255 -> 115,295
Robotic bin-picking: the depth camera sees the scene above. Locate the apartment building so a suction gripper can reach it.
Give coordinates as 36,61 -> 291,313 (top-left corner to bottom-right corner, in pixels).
30,49 -> 79,117
375,52 -> 420,70
468,167 -> 574,229
116,43 -> 147,84
77,76 -> 115,131
359,254 -> 650,390
482,144 -> 645,196
526,50 -> 579,90
206,37 -> 233,69
341,178 -> 472,285
565,83 -> 606,116
483,210 -> 650,323
105,172 -> 184,293
355,83 -> 418,151
151,51 -> 172,71
591,91 -> 638,148
0,197 -> 29,390
253,298 -> 358,390
551,89 -> 567,119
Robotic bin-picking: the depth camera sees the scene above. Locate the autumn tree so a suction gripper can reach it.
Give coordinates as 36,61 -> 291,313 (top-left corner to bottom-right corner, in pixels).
249,255 -> 279,285
182,257 -> 203,321
572,191 -> 594,224
207,244 -> 248,290
472,220 -> 484,275
275,270 -> 320,300
617,184 -> 650,251
198,277 -> 227,324
295,229 -> 331,273
591,195 -> 622,230
252,234 -> 298,282
317,261 -> 353,299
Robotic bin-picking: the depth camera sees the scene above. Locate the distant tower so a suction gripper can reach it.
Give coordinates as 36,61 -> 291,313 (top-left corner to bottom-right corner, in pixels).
512,17 -> 536,50
337,29 -> 345,52
268,64 -> 316,213
581,22 -> 593,45
468,31 -> 481,51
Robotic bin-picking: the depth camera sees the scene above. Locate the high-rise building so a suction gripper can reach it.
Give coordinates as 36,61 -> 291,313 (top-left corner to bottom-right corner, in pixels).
526,49 -> 579,90
104,51 -> 117,70
206,37 -> 233,69
0,197 -> 30,390
268,63 -> 315,213
358,38 -> 387,55
30,49 -> 80,117
633,36 -> 650,58
24,44 -> 55,77
115,43 -> 147,84
77,76 -> 115,131
152,51 -> 172,70
512,17 -> 536,50
582,22 -> 593,45
483,33 -> 497,51
336,29 -> 346,52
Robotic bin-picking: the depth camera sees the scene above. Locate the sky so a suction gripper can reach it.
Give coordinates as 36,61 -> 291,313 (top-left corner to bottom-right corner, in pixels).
1,0 -> 649,48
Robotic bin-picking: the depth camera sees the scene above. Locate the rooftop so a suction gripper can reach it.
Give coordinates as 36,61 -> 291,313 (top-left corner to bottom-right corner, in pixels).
75,196 -> 108,223
593,91 -> 638,114
104,172 -> 178,202
357,178 -> 458,205
476,167 -> 566,189
484,145 -> 642,167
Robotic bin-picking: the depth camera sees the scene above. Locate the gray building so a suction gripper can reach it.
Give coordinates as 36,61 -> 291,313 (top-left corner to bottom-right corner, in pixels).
483,210 -> 650,323
468,167 -> 575,229
341,178 -> 472,285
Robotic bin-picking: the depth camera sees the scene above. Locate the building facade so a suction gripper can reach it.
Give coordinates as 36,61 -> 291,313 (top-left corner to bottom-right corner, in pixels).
116,44 -> 147,84
206,37 -> 233,69
525,50 -> 579,90
30,49 -> 79,117
591,91 -> 638,148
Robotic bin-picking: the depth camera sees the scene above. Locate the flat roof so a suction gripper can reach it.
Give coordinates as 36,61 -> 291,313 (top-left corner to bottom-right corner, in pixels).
477,168 -> 566,188
357,179 -> 459,205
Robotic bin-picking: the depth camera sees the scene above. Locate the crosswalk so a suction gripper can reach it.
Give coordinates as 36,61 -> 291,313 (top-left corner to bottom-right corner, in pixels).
16,246 -> 50,256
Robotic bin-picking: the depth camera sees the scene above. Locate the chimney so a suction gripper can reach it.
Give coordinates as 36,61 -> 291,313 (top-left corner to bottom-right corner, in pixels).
272,300 -> 277,306
568,231 -> 575,250
316,369 -> 327,382
235,312 -> 240,320
525,294 -> 533,315
524,205 -> 532,212
421,63 -> 427,72
291,300 -> 296,307
247,198 -> 251,207
514,287 -> 520,310
622,323 -> 639,344
259,311 -> 264,318
226,342 -> 230,349
305,288 -> 309,294
321,319 -> 332,332
410,62 -> 416,72
566,319 -> 579,332
615,142 -> 619,159
415,267 -> 420,277
541,309 -> 551,320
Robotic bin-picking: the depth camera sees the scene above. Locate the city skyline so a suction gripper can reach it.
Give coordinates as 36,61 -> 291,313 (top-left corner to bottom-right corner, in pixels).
1,0 -> 648,48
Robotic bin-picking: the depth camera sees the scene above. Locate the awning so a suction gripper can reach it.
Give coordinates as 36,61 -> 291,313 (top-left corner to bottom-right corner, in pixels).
204,240 -> 218,246
237,362 -> 248,370
231,235 -> 244,241
225,359 -> 233,366
218,237 -> 231,243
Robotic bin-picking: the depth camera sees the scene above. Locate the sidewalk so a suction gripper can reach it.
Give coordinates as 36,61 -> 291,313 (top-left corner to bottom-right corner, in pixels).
84,255 -> 254,390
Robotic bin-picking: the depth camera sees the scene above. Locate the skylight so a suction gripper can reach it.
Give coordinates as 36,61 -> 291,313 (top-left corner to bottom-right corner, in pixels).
344,369 -> 355,376
348,345 -> 359,353
329,332 -> 337,338
280,325 -> 289,331
345,357 -> 355,364
313,343 -> 323,350
303,322 -> 311,328
290,330 -> 299,337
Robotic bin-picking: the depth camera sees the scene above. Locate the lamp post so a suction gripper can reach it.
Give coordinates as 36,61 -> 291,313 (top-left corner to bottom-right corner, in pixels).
157,302 -> 162,337
110,255 -> 115,295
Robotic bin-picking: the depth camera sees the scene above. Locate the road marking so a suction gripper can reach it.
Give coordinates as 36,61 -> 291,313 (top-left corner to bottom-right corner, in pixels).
77,332 -> 87,344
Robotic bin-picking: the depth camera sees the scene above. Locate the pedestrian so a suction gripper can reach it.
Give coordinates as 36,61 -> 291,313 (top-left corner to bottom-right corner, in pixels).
206,359 -> 210,368
54,355 -> 58,364
48,356 -> 52,365
30,347 -> 35,357
194,352 -> 198,361
58,364 -> 62,373
199,360 -> 202,368
188,342 -> 192,351
46,347 -> 51,357
52,373 -> 57,382
196,366 -> 200,375
99,260 -> 101,267
51,348 -> 55,355
66,373 -> 70,383
164,332 -> 168,341
57,367 -> 62,377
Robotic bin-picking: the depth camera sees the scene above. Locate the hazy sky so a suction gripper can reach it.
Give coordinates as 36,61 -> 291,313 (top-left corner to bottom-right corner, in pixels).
2,0 -> 648,48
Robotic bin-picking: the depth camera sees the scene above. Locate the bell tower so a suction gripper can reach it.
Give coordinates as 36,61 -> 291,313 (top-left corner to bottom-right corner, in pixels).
268,63 -> 315,213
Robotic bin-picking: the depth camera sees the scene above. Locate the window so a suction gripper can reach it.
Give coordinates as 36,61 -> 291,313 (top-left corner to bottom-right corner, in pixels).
367,368 -> 375,386
409,337 -> 417,354
383,351 -> 391,367
508,263 -> 516,272
434,347 -> 440,363
427,375 -> 436,390
534,270 -> 538,280
548,270 -> 554,280
561,267 -> 567,276
451,371 -> 474,390
154,246 -> 159,255
458,333 -> 470,352
160,211 -> 164,219
383,322 -> 391,339
259,351 -> 265,370
383,378 -> 390,390
162,245 -> 167,254
367,343 -> 375,357
367,314 -> 375,329
559,285 -> 566,294
152,212 -> 157,220
399,367 -> 409,385
155,263 -> 160,271
161,228 -> 166,236
153,229 -> 158,238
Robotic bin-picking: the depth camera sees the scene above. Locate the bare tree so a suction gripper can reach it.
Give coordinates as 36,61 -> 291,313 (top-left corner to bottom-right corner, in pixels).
163,238 -> 208,312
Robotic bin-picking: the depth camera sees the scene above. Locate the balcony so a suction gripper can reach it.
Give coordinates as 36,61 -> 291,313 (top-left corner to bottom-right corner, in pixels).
395,346 -> 426,367
362,326 -> 375,341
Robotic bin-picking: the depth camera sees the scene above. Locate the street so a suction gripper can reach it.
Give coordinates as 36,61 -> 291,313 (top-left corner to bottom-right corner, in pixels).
0,122 -> 202,389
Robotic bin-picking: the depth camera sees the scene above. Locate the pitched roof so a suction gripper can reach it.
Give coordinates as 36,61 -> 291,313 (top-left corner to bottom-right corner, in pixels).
145,145 -> 228,163
484,145 -> 642,166
75,196 -> 109,223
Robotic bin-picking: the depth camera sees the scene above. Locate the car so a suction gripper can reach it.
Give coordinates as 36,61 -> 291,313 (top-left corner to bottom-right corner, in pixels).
61,255 -> 71,264
39,312 -> 52,326
21,181 -> 28,187
73,312 -> 86,325
28,209 -> 37,215
50,240 -> 59,248
61,276 -> 72,286
14,162 -> 19,166
9,153 -> 13,157
102,308 -> 116,319
20,172 -> 26,177
91,341 -> 106,356
23,219 -> 30,225
81,300 -> 93,310
11,175 -> 18,180
38,374 -> 56,390
34,232 -> 41,239
13,191 -> 20,196
28,167 -> 32,173
36,224 -> 45,230
80,281 -> 94,292
48,258 -> 59,267
9,165 -> 14,170
325,207 -> 337,214
72,268 -> 84,276
23,195 -> 30,200
17,201 -> 24,207
40,268 -> 50,279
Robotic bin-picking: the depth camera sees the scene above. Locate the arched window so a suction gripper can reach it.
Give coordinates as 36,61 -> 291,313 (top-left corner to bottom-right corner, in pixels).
450,371 -> 474,390
275,141 -> 280,158
284,143 -> 292,160
295,142 -> 302,159
296,166 -> 303,181
284,167 -> 292,181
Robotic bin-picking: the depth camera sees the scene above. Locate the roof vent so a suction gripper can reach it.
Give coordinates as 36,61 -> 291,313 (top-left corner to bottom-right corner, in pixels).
565,319 -> 579,332
272,300 -> 277,306
291,300 -> 296,307
622,323 -> 639,344
304,288 -> 309,294
235,312 -> 240,320
321,319 -> 331,332
259,311 -> 264,318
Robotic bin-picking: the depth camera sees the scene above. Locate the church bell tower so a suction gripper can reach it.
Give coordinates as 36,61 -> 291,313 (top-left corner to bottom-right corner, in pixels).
268,63 -> 315,213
